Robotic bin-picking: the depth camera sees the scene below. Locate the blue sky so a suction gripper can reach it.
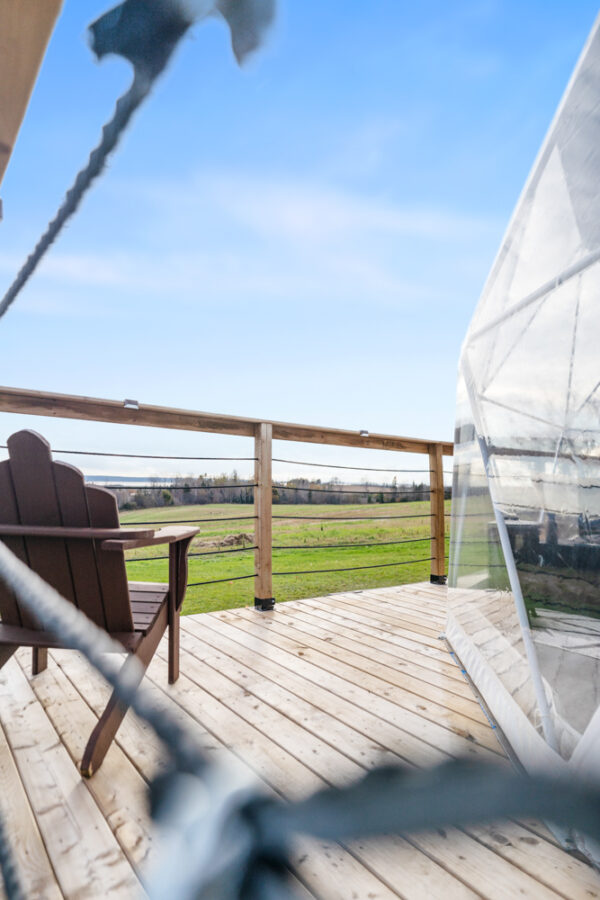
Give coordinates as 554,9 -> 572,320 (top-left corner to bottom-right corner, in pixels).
0,1 -> 598,477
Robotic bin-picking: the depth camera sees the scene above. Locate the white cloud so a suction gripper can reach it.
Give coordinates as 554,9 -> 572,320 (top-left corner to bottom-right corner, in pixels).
0,169 -> 499,317
139,168 -> 497,246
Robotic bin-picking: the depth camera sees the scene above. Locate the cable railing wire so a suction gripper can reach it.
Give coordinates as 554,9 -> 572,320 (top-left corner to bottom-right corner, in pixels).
182,545 -> 257,558
0,445 -> 257,462
272,512 -> 435,521
0,447 -> 451,475
127,538 -> 432,564
272,537 -> 433,550
272,557 -> 434,577
96,483 -> 257,491
271,484 -> 431,496
128,545 -> 257,562
273,457 -> 435,474
187,573 -> 257,587
131,516 -> 258,524
0,447 -> 452,478
446,512 -> 487,518
127,513 -> 435,525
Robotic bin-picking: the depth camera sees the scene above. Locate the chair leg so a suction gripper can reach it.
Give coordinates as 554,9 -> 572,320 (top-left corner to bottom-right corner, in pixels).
167,536 -> 191,684
80,684 -> 129,778
168,607 -> 180,684
0,646 -> 17,670
80,607 -> 167,777
32,647 -> 48,675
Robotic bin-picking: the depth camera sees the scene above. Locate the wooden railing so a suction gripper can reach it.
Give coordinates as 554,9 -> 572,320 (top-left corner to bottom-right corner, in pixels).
0,386 -> 453,608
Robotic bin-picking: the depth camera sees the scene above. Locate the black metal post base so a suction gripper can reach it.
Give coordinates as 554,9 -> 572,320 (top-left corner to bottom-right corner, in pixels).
254,597 -> 275,611
430,574 -> 447,585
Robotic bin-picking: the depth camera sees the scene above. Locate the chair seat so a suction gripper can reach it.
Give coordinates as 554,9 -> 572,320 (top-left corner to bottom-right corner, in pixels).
128,583 -> 169,635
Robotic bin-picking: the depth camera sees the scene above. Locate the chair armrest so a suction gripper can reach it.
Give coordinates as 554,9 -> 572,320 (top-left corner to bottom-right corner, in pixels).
101,525 -> 198,551
0,524 -> 155,541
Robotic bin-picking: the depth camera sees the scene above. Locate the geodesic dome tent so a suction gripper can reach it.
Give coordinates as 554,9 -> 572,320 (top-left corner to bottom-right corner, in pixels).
448,16 -> 600,863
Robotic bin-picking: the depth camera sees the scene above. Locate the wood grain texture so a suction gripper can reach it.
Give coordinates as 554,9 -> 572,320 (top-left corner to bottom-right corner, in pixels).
201,610 -> 503,757
429,442 -> 446,578
254,423 -> 273,602
0,0 -> 62,187
0,659 -> 142,897
18,650 -> 157,875
0,715 -> 61,898
146,652 -> 471,899
274,603 -> 473,697
0,525 -> 154,540
0,385 -> 453,454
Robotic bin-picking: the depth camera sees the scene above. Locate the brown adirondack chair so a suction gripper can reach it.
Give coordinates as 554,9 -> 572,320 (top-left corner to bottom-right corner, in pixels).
0,430 -> 198,776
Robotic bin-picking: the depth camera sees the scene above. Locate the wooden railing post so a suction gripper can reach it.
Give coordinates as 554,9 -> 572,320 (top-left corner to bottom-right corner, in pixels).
254,423 -> 274,610
429,442 -> 446,584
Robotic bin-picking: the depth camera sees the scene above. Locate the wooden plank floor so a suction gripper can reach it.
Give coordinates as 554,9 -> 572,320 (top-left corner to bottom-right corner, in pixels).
0,583 -> 599,899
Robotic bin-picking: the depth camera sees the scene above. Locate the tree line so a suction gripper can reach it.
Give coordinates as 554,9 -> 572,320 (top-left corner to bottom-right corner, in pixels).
107,474 -> 449,511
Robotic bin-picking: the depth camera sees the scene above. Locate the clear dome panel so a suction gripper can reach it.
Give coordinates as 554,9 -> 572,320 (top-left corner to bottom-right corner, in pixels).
449,15 -> 600,775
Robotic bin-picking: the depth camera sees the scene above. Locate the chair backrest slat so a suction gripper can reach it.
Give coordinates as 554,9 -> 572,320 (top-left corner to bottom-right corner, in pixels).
54,462 -> 108,629
86,486 -> 133,632
6,431 -> 75,625
0,460 -> 26,626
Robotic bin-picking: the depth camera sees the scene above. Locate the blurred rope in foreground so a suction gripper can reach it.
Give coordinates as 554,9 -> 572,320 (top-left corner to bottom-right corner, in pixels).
0,0 -> 275,321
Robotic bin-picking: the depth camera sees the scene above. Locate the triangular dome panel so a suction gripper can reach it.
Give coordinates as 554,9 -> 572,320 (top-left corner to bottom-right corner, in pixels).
448,14 -> 600,867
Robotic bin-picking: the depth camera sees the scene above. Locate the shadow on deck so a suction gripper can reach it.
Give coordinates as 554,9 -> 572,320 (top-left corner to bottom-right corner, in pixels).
0,583 -> 598,899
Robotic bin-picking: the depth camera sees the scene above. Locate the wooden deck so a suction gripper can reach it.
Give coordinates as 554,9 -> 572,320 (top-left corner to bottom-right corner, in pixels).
0,582 -> 598,899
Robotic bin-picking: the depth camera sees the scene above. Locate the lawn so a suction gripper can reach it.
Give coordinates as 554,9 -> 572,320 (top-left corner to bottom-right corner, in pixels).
120,501 -> 451,615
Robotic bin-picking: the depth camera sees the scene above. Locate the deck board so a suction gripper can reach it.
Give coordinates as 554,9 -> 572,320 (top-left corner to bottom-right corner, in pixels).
0,583 -> 598,899
0,717 -> 59,899
0,653 -> 143,897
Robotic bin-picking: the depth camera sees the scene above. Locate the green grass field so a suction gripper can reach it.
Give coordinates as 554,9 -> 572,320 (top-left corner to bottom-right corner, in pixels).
120,501 -> 451,615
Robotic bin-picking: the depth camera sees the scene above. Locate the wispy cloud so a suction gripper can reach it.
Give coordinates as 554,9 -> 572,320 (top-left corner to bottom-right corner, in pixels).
0,251 -> 141,289
139,169 -> 498,245
0,169 -> 500,317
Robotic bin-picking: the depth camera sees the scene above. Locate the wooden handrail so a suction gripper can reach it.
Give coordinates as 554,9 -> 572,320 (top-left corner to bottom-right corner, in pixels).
0,386 -> 453,455
0,386 -> 452,596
